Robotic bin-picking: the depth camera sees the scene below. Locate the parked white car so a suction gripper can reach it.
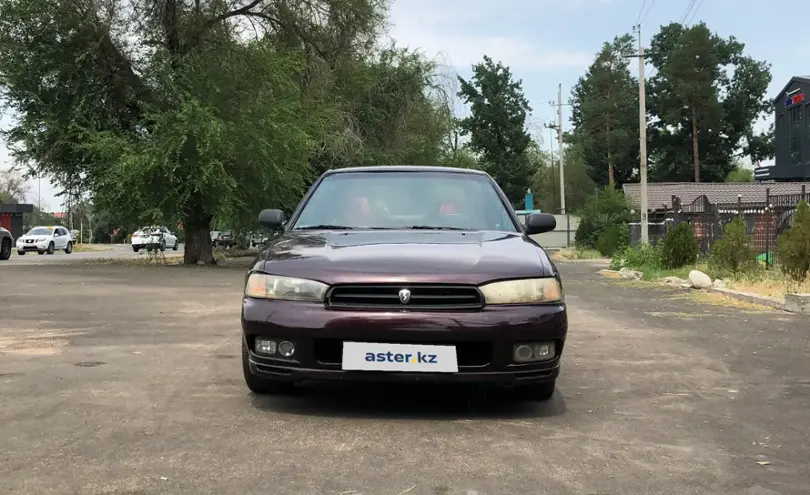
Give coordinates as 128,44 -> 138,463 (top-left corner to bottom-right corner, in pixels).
16,226 -> 73,255
131,226 -> 179,252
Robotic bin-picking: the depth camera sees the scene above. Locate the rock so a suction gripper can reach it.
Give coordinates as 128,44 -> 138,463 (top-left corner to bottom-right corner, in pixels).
783,293 -> 810,315
661,276 -> 687,286
712,278 -> 726,289
618,267 -> 643,280
688,270 -> 712,289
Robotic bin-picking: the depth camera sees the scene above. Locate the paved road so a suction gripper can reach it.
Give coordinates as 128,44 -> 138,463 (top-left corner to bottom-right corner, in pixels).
1,262 -> 808,494
0,243 -> 184,265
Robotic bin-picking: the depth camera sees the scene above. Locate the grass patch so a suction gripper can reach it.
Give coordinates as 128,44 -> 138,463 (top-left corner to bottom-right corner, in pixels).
213,246 -> 259,260
72,243 -> 112,253
724,272 -> 810,299
619,263 -> 710,282
84,256 -> 184,266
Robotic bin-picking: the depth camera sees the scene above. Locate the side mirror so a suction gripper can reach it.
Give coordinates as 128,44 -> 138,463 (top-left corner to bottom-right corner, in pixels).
525,213 -> 556,235
258,209 -> 287,229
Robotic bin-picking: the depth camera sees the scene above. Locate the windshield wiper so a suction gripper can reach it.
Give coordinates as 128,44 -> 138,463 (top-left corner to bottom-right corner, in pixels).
294,225 -> 356,230
404,225 -> 467,231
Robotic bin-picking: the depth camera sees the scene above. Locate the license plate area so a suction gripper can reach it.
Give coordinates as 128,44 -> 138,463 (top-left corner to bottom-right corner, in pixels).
341,341 -> 459,373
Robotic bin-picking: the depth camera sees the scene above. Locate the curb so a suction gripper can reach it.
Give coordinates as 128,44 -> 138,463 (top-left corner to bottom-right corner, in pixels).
706,287 -> 785,311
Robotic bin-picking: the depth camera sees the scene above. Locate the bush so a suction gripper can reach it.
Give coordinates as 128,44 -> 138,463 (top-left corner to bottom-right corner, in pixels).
660,221 -> 699,269
595,223 -> 629,257
611,243 -> 661,270
574,186 -> 632,249
777,200 -> 810,280
710,217 -> 756,274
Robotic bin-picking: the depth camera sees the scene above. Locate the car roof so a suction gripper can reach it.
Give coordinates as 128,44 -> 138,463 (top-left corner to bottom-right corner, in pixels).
323,165 -> 489,177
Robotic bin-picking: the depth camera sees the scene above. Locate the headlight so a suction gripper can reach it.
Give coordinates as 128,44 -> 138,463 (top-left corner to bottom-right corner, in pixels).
244,273 -> 328,302
479,278 -> 562,305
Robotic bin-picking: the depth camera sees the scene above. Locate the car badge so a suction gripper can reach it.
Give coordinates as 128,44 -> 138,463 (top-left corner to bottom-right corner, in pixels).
398,288 -> 411,304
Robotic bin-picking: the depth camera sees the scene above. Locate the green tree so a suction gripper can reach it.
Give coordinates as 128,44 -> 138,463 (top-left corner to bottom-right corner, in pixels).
725,165 -> 754,182
531,141 -> 596,213
777,200 -> 810,280
457,56 -> 533,205
0,0 -> 449,264
569,34 -> 639,187
647,22 -> 772,182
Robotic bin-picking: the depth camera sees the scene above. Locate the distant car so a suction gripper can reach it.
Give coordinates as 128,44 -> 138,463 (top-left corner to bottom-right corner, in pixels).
131,226 -> 179,252
211,230 -> 235,248
241,166 -> 565,401
250,231 -> 269,248
0,227 -> 13,260
16,226 -> 73,255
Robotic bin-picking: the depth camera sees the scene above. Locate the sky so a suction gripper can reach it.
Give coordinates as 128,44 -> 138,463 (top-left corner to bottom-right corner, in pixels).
1,0 -> 806,211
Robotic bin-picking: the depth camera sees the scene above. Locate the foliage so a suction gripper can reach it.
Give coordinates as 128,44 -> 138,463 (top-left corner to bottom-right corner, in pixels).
0,0 -> 451,264
725,166 -> 754,182
457,56 -> 533,205
647,22 -> 772,182
0,169 -> 29,204
595,223 -> 629,257
660,222 -> 699,268
710,217 -> 756,273
569,34 -> 639,187
531,141 -> 597,214
611,243 -> 662,271
777,200 -> 810,280
574,186 -> 632,249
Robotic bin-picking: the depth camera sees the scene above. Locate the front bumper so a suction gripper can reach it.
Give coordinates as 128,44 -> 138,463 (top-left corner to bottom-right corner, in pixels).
242,298 -> 567,385
17,241 -> 48,251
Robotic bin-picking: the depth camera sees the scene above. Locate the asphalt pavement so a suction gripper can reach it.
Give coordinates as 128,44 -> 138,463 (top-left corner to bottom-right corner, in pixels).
1,261 -> 808,494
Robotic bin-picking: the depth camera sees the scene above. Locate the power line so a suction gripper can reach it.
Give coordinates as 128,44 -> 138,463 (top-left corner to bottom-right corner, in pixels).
639,0 -> 655,25
678,0 -> 698,24
635,0 -> 648,25
685,0 -> 706,26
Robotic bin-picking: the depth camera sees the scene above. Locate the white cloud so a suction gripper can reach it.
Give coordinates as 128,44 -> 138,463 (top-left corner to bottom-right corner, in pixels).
387,1 -> 594,73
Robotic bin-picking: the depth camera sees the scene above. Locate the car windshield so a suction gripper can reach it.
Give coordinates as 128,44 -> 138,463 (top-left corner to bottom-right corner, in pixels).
292,171 -> 519,232
27,228 -> 53,236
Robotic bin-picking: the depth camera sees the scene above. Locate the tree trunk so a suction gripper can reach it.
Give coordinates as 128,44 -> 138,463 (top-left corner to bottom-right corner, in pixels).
183,209 -> 215,265
691,103 -> 700,183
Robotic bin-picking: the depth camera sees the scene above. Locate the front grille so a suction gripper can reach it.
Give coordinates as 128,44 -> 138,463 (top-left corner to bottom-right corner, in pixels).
313,339 -> 492,367
326,284 -> 484,311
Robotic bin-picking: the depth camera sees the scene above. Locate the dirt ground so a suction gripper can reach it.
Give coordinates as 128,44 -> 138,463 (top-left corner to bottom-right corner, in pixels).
1,262 -> 809,495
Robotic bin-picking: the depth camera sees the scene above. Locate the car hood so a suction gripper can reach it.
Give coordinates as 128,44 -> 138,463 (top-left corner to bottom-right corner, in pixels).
252,230 -> 555,285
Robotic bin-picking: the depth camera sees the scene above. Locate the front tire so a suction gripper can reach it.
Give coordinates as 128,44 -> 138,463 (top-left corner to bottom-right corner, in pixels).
172,241 -> 178,251
0,239 -> 11,260
17,250 -> 25,256
242,339 -> 295,395
46,242 -> 55,255
64,242 -> 73,254
133,246 -> 140,252
515,380 -> 556,401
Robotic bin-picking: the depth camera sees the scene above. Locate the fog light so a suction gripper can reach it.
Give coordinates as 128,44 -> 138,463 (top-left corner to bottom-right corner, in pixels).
255,339 -> 277,355
513,344 -> 534,362
278,340 -> 295,357
512,342 -> 554,363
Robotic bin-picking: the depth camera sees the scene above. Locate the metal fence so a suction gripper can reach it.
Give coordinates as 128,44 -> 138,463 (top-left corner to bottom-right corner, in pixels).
638,186 -> 810,267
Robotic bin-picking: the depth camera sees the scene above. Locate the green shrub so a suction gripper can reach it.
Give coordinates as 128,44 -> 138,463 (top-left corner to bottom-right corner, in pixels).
611,243 -> 661,270
777,200 -> 810,280
710,217 -> 756,274
660,222 -> 699,269
595,223 -> 629,257
574,186 -> 632,249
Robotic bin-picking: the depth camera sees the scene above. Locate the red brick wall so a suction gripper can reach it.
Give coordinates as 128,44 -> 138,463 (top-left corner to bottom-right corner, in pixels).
0,213 -> 11,231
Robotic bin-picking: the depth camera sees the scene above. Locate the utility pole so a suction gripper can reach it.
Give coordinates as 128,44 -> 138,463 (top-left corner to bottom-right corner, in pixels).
544,123 -> 557,212
627,24 -> 649,245
548,84 -> 571,215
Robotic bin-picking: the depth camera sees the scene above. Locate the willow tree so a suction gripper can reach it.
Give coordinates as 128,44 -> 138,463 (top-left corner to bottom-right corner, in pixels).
0,0 -> 388,263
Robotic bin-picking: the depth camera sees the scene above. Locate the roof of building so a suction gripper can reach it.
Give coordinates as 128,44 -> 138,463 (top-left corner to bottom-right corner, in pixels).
622,182 -> 810,211
773,76 -> 810,103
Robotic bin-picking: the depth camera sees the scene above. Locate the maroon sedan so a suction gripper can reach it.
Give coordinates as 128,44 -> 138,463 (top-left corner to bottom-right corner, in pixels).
241,166 -> 566,400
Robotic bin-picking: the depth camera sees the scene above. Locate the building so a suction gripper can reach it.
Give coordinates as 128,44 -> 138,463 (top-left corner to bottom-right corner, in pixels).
622,182 -> 810,212
0,203 -> 34,239
754,75 -> 810,182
